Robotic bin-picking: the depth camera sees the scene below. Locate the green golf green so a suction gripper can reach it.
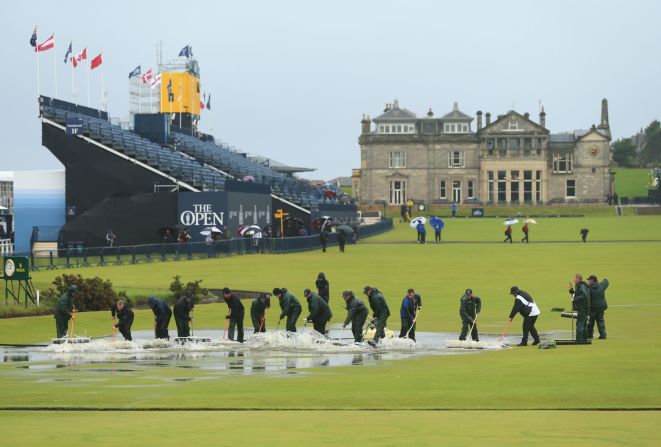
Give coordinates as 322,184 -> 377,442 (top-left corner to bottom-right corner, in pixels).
1,215 -> 659,444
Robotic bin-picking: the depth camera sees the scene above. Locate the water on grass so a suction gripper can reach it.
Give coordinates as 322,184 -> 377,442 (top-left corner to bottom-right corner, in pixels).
0,329 -> 511,384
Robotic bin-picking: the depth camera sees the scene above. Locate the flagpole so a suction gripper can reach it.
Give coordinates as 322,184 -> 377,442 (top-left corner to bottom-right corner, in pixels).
36,45 -> 41,100
87,54 -> 90,107
71,55 -> 75,104
139,78 -> 142,114
53,34 -> 57,98
179,79 -> 182,128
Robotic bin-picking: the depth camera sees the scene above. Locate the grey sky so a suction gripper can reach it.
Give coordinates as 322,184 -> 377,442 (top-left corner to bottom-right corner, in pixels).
1,0 -> 659,180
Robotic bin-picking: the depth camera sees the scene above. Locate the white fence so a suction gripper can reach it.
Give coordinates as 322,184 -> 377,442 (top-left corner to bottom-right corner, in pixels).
0,239 -> 13,255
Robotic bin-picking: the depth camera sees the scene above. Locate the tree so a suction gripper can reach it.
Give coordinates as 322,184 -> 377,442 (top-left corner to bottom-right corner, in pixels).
612,138 -> 637,167
640,120 -> 661,166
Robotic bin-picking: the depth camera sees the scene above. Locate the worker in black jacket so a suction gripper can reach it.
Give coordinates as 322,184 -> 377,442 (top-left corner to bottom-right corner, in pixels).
223,287 -> 245,342
399,289 -> 420,341
587,275 -> 609,339
303,288 -> 333,334
508,286 -> 541,346
459,289 -> 481,341
111,299 -> 134,341
316,272 -> 330,303
173,293 -> 195,337
251,294 -> 270,333
342,291 -> 369,343
147,297 -> 172,339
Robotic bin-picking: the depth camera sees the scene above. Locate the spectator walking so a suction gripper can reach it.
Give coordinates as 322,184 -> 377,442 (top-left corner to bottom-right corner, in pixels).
521,223 -> 529,243
338,230 -> 347,252
451,202 -> 458,218
504,225 -> 513,243
320,230 -> 328,252
580,228 -> 589,243
416,222 -> 426,244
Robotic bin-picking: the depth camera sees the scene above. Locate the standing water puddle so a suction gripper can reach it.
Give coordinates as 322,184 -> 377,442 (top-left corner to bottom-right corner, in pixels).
1,329 -> 512,381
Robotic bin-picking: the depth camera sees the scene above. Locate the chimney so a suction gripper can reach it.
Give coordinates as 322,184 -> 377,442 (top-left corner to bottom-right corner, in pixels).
476,111 -> 483,130
393,99 -> 399,109
384,103 -> 391,112
453,102 -> 459,111
485,112 -> 491,126
427,108 -> 434,118
539,107 -> 546,128
361,114 -> 371,135
600,98 -> 609,128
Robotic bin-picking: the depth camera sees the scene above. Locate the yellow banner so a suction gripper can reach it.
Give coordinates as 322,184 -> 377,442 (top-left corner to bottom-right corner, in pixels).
160,72 -> 201,116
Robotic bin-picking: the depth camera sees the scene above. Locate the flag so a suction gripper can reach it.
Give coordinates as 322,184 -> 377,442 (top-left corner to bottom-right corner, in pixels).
150,73 -> 162,89
72,48 -> 87,67
29,27 -> 37,47
167,78 -> 173,101
90,53 -> 102,70
64,42 -> 72,63
206,93 -> 211,110
141,68 -> 152,84
35,34 -> 55,52
178,45 -> 192,57
199,100 -> 205,110
128,65 -> 141,78
200,92 -> 206,110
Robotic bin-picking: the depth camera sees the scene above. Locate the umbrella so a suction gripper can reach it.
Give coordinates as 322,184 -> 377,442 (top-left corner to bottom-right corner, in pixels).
410,216 -> 426,228
240,225 -> 261,237
503,219 -> 519,225
242,175 -> 255,182
336,225 -> 354,233
0,206 -> 7,210
201,226 -> 223,236
525,218 -> 537,224
429,216 -> 444,231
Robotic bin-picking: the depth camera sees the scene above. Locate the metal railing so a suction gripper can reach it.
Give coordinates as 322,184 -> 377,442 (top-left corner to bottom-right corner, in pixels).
22,219 -> 393,270
0,239 -> 13,255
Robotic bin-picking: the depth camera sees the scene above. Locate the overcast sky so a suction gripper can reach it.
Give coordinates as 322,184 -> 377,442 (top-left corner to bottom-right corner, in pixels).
1,0 -> 659,180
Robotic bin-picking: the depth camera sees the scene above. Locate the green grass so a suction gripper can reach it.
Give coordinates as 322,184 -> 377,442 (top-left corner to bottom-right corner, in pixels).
2,411 -> 659,447
366,215 -> 661,243
614,168 -> 651,197
1,216 -> 660,444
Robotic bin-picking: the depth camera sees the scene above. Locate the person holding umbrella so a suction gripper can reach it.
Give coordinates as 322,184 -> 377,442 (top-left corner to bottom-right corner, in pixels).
251,293 -> 270,333
508,286 -> 541,346
429,216 -> 444,243
303,288 -> 333,335
459,289 -> 481,342
223,287 -> 245,343
316,272 -> 330,304
363,286 -> 390,347
342,291 -> 369,343
173,292 -> 195,338
273,287 -> 302,332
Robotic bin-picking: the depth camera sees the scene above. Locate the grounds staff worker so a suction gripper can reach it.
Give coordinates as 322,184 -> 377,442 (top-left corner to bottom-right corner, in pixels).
342,291 -> 369,343
569,274 -> 590,341
587,275 -> 609,339
54,285 -> 77,338
223,287 -> 245,343
273,287 -> 302,332
508,286 -> 541,346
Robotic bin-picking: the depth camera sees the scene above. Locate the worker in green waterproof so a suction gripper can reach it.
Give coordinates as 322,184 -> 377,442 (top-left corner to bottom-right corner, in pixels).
587,275 -> 609,339
569,273 -> 591,341
273,287 -> 302,332
251,293 -> 271,333
303,288 -> 333,335
342,290 -> 369,343
459,289 -> 481,342
363,285 -> 390,347
54,285 -> 77,338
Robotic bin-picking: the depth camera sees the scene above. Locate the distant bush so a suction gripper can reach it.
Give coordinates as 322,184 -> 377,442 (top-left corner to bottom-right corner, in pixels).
0,305 -> 53,319
42,274 -> 117,312
169,275 -> 208,300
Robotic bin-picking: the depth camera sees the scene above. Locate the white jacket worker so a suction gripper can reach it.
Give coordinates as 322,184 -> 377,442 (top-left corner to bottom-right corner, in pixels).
508,286 -> 541,346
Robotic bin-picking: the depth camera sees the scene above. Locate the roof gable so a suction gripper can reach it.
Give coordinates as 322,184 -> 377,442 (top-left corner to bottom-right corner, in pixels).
576,127 -> 611,142
440,102 -> 473,121
479,111 -> 548,135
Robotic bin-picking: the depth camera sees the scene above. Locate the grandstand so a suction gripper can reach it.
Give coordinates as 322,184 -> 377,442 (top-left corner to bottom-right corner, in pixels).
39,96 -> 341,211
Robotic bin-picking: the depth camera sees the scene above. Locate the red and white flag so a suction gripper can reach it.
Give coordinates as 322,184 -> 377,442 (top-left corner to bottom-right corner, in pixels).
90,53 -> 103,70
71,48 -> 87,68
141,69 -> 153,84
35,34 -> 55,52
150,73 -> 162,89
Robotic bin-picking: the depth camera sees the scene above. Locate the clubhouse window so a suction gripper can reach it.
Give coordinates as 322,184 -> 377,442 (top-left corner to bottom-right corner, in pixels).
566,179 -> 576,197
389,151 -> 406,169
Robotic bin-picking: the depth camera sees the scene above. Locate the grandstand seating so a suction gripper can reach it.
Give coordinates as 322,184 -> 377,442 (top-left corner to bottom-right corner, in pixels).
39,96 -> 345,209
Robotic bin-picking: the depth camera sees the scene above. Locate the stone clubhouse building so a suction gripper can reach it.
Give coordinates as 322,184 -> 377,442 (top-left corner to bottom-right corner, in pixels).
353,99 -> 614,206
